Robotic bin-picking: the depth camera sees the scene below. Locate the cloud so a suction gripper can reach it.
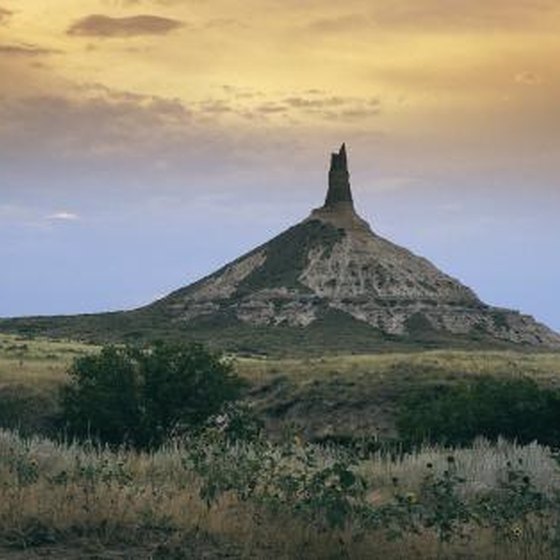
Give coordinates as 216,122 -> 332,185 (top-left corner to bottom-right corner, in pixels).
256,103 -> 288,114
340,107 -> 381,119
46,212 -> 80,221
0,7 -> 11,24
280,93 -> 382,120
188,90 -> 384,124
0,43 -> 61,57
307,14 -> 371,33
198,100 -> 234,115
0,85 -> 281,184
0,87 -> 193,163
284,95 -> 350,108
304,1 -> 559,34
515,72 -> 542,85
67,14 -> 184,37
370,0 -> 559,31
219,85 -> 263,99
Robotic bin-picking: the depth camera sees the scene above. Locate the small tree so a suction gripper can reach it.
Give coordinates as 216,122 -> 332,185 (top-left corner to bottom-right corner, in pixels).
60,342 -> 244,448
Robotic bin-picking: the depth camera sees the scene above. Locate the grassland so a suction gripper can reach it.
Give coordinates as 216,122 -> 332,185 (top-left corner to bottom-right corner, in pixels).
0,334 -> 95,388
3,334 -> 560,557
2,429 -> 560,559
2,333 -> 560,441
241,348 -> 560,440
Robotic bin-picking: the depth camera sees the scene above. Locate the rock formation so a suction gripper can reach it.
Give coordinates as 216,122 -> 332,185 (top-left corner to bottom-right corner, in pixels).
325,143 -> 353,208
2,144 -> 559,353
142,144 -> 560,350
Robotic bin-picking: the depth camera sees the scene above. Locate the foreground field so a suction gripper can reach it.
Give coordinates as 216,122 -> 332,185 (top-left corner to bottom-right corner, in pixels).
2,333 -> 560,440
3,335 -> 560,557
2,429 -> 560,559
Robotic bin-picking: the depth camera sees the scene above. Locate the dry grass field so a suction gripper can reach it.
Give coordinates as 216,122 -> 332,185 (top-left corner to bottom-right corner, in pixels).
0,334 -> 95,389
3,334 -> 560,558
2,429 -> 560,559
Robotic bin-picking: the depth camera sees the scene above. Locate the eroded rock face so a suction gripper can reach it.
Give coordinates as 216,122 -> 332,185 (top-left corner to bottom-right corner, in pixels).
187,251 -> 266,302
150,145 -> 560,349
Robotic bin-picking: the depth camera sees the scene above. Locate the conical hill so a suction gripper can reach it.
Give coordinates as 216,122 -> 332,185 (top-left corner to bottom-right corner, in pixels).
143,144 -> 559,352
2,145 -> 559,354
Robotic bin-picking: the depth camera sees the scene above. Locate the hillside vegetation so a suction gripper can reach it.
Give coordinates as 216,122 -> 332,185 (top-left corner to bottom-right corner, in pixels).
2,333 -> 560,441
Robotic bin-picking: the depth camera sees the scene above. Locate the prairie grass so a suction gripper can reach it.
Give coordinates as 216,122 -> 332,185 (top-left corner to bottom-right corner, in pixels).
0,334 -> 96,389
238,349 -> 560,384
2,334 -> 560,441
3,335 -> 560,557
359,437 -> 559,497
2,429 -> 560,559
2,332 -> 559,391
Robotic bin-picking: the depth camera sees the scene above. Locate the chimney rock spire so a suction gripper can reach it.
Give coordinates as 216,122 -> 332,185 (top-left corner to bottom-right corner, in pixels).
324,143 -> 354,209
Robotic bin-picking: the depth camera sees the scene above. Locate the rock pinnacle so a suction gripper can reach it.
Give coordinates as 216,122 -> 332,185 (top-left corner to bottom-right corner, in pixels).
324,143 -> 354,209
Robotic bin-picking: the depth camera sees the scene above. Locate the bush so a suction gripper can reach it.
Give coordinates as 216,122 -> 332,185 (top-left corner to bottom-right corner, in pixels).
397,376 -> 560,446
0,385 -> 58,437
60,342 -> 245,448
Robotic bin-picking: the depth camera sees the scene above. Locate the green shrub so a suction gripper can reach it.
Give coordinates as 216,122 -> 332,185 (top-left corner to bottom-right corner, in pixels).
397,376 -> 560,446
60,342 -> 245,449
0,385 -> 58,437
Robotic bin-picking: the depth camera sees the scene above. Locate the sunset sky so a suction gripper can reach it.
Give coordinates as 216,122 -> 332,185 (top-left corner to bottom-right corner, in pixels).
1,0 -> 559,331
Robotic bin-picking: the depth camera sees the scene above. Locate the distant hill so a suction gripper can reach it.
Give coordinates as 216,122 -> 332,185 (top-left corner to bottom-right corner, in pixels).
2,144 -> 559,355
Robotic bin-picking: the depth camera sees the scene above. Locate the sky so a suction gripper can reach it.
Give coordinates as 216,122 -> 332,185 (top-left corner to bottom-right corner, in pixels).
0,0 -> 559,332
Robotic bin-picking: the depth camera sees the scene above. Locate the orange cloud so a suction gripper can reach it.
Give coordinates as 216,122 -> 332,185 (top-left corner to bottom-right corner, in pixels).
0,7 -> 11,24
67,14 -> 184,37
0,43 -> 61,57
369,0 -> 558,31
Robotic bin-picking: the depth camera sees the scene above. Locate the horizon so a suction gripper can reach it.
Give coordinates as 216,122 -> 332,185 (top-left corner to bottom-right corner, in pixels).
1,0 -> 559,333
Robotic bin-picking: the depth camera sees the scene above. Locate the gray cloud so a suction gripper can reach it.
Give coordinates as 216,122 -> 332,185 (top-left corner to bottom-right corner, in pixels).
256,103 -> 288,114
0,85 -> 294,192
192,91 -> 384,123
0,88 -> 193,163
67,14 -> 184,37
0,83 -> 330,194
0,43 -> 61,57
284,95 -> 347,108
198,100 -> 234,115
282,94 -> 382,119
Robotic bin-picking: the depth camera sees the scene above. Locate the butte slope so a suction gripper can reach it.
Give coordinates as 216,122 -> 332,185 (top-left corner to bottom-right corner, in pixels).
2,145 -> 559,354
